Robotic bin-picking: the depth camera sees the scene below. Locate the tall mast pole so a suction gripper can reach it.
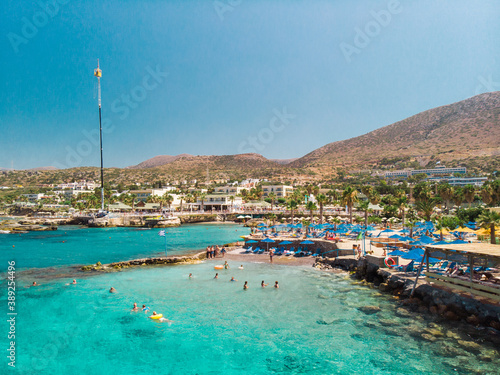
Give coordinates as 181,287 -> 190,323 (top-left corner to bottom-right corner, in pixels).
94,59 -> 104,211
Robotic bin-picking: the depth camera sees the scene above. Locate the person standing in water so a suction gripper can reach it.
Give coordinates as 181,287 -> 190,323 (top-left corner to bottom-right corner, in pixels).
243,281 -> 249,290
132,303 -> 139,311
224,261 -> 229,269
214,273 -> 219,279
274,281 -> 279,289
261,281 -> 268,288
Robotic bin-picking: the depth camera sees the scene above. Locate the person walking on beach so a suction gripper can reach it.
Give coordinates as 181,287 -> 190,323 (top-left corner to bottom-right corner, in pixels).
269,249 -> 274,263
221,247 -> 226,257
211,246 -> 215,259
206,246 -> 210,259
215,245 -> 220,257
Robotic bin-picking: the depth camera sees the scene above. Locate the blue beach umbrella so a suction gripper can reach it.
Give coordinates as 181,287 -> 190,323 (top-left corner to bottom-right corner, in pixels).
388,249 -> 407,257
246,240 -> 258,244
418,235 -> 435,244
389,234 -> 402,239
261,237 -> 275,251
257,223 -> 266,227
450,239 -> 468,244
398,236 -> 414,242
300,240 -> 314,245
279,241 -> 292,245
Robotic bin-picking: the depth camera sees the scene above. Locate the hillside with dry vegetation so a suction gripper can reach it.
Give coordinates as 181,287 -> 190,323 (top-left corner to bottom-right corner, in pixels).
290,92 -> 500,174
1,92 -> 498,186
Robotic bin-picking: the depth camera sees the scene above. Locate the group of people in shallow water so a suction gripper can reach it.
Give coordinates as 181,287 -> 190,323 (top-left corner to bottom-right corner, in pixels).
206,245 -> 226,259
131,302 -> 173,323
190,261 -> 280,290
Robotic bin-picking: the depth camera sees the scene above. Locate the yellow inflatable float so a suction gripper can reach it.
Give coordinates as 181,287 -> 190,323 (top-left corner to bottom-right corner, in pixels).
149,314 -> 163,320
214,265 -> 224,270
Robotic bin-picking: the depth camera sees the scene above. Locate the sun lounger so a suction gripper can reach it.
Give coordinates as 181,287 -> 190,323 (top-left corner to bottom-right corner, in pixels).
244,246 -> 253,254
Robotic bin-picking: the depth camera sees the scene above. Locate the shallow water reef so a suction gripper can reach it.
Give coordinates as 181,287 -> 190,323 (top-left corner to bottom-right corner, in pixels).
315,257 -> 500,333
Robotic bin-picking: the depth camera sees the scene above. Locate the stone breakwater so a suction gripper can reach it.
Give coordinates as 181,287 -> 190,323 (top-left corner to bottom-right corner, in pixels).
314,257 -> 500,333
80,251 -> 208,271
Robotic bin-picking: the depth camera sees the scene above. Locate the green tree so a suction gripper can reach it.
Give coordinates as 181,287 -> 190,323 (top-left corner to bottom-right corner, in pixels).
315,193 -> 328,224
287,199 -> 298,223
357,200 -> 370,228
463,185 -> 476,207
305,201 -> 317,223
341,186 -> 358,224
478,210 -> 500,244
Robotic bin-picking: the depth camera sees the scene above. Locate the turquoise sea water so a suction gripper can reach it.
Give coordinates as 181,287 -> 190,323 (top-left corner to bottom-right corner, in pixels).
1,225 -> 499,374
0,224 -> 248,270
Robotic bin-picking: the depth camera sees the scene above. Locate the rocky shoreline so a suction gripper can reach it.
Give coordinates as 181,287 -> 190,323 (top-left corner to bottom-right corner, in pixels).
0,213 -> 241,232
314,257 -> 500,334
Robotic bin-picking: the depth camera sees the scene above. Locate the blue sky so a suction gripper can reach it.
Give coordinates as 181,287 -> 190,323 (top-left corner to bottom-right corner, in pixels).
1,0 -> 499,169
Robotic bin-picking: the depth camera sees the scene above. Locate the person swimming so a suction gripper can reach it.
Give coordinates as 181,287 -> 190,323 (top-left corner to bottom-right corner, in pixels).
142,304 -> 150,312
230,277 -> 237,282
238,265 -> 244,270
109,287 -> 116,293
72,279 -> 77,284
132,303 -> 139,311
261,281 -> 268,288
149,311 -> 174,323
32,281 -> 38,287
189,273 -> 193,278
243,281 -> 248,290
214,273 -> 219,279
274,281 -> 279,289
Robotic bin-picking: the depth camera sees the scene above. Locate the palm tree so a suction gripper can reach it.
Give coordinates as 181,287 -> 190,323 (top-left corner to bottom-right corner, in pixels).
478,210 -> 500,244
396,195 -> 408,227
369,191 -> 381,205
229,195 -> 235,212
357,200 -> 370,228
481,183 -> 494,206
268,192 -> 276,211
129,194 -> 137,211
463,185 -> 476,208
416,199 -> 437,221
452,187 -> 464,209
163,193 -> 174,212
287,199 -> 298,223
437,183 -> 454,211
315,193 -> 327,224
305,201 -> 317,223
341,186 -> 358,224
199,193 -> 207,212
414,182 -> 432,203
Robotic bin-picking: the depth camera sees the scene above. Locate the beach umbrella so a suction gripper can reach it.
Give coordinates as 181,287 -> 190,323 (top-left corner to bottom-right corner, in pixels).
399,229 -> 410,234
389,234 -> 402,239
257,223 -> 266,227
388,249 -> 407,257
279,241 -> 292,245
418,235 -> 435,244
246,240 -> 258,244
237,215 -> 245,219
433,228 -> 450,235
409,241 -> 425,247
245,215 -> 252,219
433,241 -> 449,245
261,237 -> 275,251
455,227 -> 475,233
398,236 -> 413,242
300,240 -> 314,245
450,239 -> 468,244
